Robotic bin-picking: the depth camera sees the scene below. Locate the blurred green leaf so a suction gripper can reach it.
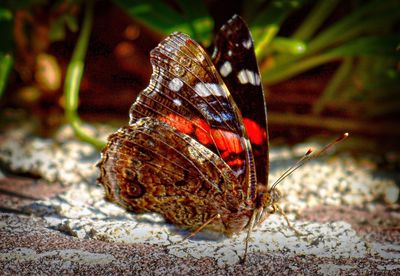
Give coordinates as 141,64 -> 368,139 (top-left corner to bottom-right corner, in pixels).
0,53 -> 13,98
49,13 -> 79,41
175,0 -> 213,45
0,5 -> 13,97
328,36 -> 400,58
250,0 -> 308,58
0,7 -> 13,51
308,0 -> 400,53
0,8 -> 12,20
270,37 -> 307,55
251,0 -> 309,28
292,0 -> 340,41
112,0 -> 213,44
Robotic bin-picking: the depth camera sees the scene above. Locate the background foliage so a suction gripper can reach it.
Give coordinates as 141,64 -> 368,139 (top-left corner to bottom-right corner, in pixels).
0,0 -> 399,151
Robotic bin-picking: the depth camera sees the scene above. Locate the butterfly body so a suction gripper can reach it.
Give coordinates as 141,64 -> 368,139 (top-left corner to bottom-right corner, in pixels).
98,15 -> 278,239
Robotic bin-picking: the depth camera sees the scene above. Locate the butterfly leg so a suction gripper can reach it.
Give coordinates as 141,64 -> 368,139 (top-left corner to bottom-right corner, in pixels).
182,213 -> 222,241
242,208 -> 262,263
274,204 -> 308,237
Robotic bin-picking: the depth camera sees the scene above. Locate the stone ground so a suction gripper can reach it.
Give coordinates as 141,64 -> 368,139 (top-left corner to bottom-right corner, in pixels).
0,125 -> 400,275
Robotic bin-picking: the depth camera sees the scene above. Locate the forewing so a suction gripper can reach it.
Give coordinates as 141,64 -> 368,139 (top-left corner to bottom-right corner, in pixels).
129,32 -> 257,197
212,15 -> 269,187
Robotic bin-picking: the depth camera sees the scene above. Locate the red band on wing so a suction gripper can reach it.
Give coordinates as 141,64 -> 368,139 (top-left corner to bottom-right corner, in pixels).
161,115 -> 245,167
193,118 -> 212,145
211,129 -> 243,154
160,114 -> 194,134
243,118 -> 266,145
227,158 -> 245,167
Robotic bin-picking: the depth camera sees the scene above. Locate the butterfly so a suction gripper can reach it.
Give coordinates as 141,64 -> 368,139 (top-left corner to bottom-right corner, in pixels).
99,15 -> 294,260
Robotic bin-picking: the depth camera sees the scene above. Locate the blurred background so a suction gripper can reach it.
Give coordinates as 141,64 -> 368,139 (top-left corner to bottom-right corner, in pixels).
0,0 -> 399,158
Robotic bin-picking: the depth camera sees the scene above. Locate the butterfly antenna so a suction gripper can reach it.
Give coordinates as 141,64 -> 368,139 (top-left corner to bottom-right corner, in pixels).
270,133 -> 348,191
270,149 -> 313,191
313,132 -> 349,158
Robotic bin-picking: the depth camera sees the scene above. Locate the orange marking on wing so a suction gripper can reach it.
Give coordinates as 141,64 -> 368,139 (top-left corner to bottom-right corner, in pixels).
211,129 -> 243,154
227,158 -> 244,167
243,118 -> 266,145
193,118 -> 212,145
160,114 -> 194,134
221,151 -> 230,159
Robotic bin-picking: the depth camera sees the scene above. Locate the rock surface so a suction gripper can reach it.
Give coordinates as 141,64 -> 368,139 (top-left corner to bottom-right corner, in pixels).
1,127 -> 400,274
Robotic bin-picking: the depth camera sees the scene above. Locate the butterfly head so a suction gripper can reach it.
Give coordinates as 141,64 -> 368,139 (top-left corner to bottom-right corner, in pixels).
255,184 -> 281,210
268,187 -> 282,206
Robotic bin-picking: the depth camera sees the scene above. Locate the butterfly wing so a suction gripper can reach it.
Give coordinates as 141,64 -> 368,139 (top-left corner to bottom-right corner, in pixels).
99,117 -> 253,234
129,32 -> 257,200
212,15 -> 270,187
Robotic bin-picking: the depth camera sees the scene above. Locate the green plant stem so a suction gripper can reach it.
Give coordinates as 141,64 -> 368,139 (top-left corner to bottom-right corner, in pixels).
292,0 -> 340,41
269,37 -> 306,55
271,0 -> 399,75
307,0 -> 397,53
64,0 -> 105,149
255,25 -> 278,59
262,52 -> 337,84
0,53 -> 13,97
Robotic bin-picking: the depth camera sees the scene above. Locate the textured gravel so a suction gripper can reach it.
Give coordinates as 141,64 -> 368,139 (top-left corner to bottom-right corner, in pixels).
1,125 -> 400,274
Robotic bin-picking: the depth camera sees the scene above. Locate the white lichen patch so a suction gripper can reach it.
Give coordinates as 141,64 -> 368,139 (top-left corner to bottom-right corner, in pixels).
0,126 -> 101,186
371,242 -> 400,260
167,215 -> 369,266
24,181 -> 371,266
269,145 -> 399,213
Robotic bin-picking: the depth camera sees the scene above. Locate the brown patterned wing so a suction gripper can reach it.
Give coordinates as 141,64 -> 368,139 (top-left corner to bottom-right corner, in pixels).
129,32 -> 257,200
98,117 -> 252,235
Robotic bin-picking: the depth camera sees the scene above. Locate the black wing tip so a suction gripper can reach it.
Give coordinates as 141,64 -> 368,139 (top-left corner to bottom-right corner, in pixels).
225,14 -> 248,28
219,14 -> 250,39
230,14 -> 244,22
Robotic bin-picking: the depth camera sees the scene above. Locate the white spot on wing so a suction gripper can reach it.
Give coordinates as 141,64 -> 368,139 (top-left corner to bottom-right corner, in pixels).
211,47 -> 218,59
248,71 -> 256,85
220,61 -> 232,77
255,74 -> 261,85
194,83 -> 226,97
228,50 -> 233,57
173,98 -> 182,106
237,69 -> 261,86
198,54 -> 205,62
243,38 -> 252,49
169,78 -> 184,92
237,70 -> 248,84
